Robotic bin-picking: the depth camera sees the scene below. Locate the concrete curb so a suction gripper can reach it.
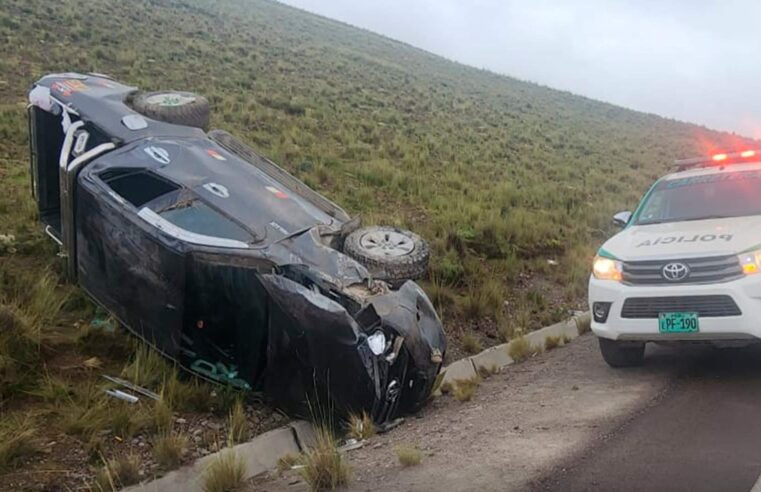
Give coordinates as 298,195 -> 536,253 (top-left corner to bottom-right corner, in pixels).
441,311 -> 590,386
124,421 -> 315,492
127,312 -> 591,491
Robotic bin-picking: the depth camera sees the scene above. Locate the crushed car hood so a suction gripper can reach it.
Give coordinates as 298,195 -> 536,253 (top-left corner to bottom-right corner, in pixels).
602,215 -> 761,261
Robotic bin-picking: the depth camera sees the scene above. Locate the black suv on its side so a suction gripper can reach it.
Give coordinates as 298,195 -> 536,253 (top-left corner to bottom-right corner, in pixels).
27,72 -> 446,424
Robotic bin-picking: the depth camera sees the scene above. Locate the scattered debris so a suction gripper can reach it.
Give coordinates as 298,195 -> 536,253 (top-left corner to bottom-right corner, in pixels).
103,375 -> 160,400
104,389 -> 139,403
337,438 -> 364,452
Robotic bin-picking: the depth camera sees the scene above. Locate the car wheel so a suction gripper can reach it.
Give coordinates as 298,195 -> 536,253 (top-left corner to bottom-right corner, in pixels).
343,226 -> 429,286
598,337 -> 645,367
130,91 -> 210,129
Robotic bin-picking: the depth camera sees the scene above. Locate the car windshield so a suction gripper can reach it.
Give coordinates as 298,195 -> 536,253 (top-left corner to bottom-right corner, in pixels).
635,169 -> 761,225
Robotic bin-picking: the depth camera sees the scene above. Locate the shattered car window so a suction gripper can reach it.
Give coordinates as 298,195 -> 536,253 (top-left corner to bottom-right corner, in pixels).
158,200 -> 253,242
100,168 -> 179,207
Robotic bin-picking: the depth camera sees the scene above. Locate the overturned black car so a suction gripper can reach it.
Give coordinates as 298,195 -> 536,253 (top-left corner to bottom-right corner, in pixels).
27,73 -> 446,424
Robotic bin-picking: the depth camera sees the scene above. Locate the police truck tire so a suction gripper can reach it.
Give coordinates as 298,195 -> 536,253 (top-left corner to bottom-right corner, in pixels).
131,91 -> 210,130
598,337 -> 645,368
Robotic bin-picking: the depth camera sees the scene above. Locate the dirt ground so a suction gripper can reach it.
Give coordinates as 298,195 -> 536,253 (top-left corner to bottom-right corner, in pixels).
253,334 -> 677,491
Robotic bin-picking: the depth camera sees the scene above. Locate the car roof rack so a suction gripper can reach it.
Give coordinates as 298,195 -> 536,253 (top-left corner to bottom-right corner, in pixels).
674,149 -> 761,172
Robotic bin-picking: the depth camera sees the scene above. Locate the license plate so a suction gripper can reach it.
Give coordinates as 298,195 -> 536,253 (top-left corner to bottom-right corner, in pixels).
658,312 -> 699,333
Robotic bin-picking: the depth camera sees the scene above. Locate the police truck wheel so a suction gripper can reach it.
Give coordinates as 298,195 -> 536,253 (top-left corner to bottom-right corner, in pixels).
598,337 -> 645,367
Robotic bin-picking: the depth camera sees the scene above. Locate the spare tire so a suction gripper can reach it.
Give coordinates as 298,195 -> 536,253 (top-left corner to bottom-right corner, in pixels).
130,91 -> 210,129
344,226 -> 429,285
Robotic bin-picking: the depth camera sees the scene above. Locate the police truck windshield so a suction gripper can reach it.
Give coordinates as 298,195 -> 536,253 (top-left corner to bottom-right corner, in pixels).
635,170 -> 761,225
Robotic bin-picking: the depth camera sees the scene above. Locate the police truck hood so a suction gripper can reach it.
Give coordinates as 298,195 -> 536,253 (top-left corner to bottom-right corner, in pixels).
602,215 -> 761,261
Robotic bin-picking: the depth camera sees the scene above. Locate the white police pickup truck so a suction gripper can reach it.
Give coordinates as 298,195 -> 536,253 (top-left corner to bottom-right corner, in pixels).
589,150 -> 761,367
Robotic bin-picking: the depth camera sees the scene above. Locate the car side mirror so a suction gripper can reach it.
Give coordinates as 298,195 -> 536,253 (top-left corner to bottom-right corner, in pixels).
613,211 -> 632,228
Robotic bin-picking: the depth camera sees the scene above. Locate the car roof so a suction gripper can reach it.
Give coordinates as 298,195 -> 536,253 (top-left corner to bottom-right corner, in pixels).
661,160 -> 761,182
84,136 -> 337,243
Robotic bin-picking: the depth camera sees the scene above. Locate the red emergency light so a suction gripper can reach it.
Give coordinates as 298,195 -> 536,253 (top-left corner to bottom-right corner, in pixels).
674,149 -> 761,171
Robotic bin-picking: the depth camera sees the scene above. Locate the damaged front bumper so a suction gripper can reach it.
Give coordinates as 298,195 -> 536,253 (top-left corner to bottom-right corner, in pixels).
260,269 -> 446,425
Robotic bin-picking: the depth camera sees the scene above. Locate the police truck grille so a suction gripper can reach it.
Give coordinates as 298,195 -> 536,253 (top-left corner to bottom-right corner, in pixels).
621,255 -> 743,285
621,295 -> 742,318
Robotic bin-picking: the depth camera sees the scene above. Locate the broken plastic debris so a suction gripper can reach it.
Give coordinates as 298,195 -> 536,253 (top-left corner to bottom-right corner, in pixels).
105,389 -> 139,403
338,438 -> 364,452
367,331 -> 386,355
103,375 -> 160,400
91,307 -> 116,332
28,85 -> 54,112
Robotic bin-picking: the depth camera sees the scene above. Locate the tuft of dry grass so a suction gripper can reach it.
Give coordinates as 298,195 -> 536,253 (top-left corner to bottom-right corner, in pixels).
461,333 -> 483,355
0,417 -> 39,472
62,385 -> 152,441
452,377 -> 480,402
27,373 -> 72,404
228,399 -> 249,445
162,371 -> 214,413
299,426 -> 350,491
121,343 -> 170,389
153,432 -> 188,470
576,314 -> 592,335
276,452 -> 301,473
439,380 -> 453,394
476,364 -> 499,379
544,335 -> 561,351
508,336 -> 535,362
202,449 -> 247,492
346,411 -> 375,441
153,397 -> 174,433
395,444 -> 422,467
94,453 -> 142,491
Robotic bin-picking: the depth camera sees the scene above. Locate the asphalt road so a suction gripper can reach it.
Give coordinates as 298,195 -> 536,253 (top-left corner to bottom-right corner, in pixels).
535,343 -> 761,492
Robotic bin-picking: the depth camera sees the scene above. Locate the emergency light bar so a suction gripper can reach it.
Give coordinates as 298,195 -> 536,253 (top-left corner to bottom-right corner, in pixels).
674,150 -> 761,171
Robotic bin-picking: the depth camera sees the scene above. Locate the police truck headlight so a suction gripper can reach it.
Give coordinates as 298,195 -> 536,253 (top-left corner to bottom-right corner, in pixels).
592,256 -> 623,281
738,249 -> 761,275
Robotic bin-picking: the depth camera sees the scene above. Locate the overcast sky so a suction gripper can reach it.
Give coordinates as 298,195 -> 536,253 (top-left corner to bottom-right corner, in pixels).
280,0 -> 761,138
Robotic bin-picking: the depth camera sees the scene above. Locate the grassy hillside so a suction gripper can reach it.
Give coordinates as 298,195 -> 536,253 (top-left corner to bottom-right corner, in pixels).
0,0 -> 755,487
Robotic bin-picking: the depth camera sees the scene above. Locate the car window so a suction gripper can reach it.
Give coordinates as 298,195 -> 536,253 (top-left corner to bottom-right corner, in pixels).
635,170 -> 761,225
100,168 -> 179,207
158,200 -> 252,243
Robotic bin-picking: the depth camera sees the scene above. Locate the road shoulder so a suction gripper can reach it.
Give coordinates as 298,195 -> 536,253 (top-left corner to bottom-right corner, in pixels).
255,335 -> 678,491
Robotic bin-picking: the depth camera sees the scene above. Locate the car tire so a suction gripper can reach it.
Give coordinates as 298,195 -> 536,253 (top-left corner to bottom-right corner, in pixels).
130,91 -> 210,129
598,337 -> 645,367
343,226 -> 429,286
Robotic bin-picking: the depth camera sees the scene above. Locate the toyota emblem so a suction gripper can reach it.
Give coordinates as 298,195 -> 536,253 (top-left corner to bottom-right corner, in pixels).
662,262 -> 690,281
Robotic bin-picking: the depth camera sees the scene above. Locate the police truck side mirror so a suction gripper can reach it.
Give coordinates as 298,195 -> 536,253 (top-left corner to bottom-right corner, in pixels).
613,211 -> 632,228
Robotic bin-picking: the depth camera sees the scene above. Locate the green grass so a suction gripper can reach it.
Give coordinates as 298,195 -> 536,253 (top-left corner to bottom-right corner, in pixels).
0,0 -> 758,485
